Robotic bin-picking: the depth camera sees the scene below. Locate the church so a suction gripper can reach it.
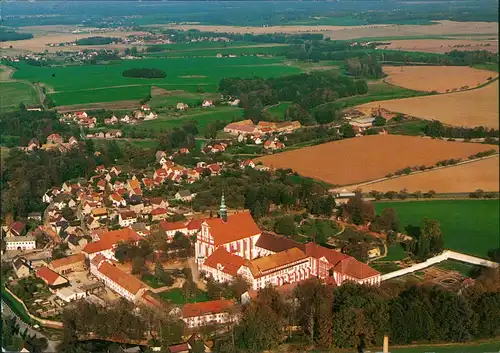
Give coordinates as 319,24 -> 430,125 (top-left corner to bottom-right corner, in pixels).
195,195 -> 381,290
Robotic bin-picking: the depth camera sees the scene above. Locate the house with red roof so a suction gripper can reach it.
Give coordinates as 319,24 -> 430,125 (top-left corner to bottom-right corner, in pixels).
46,133 -> 64,144
240,159 -> 255,169
82,228 -> 141,260
90,255 -> 147,302
207,163 -> 222,175
182,299 -> 238,328
151,208 -> 168,222
36,266 -> 69,288
159,220 -> 188,241
109,193 -> 126,208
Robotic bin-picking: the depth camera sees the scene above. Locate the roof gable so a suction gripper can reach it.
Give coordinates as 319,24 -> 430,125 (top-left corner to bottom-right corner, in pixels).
203,211 -> 260,245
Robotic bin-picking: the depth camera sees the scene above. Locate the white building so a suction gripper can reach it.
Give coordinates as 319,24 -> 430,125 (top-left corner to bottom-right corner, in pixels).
56,286 -> 87,302
90,255 -> 147,302
118,211 -> 137,227
5,236 -> 36,251
182,299 -> 238,328
197,197 -> 381,291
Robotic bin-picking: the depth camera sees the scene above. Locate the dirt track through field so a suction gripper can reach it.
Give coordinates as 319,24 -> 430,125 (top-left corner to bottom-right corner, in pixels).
358,80 -> 499,128
345,155 -> 499,193
382,66 -> 498,93
255,135 -> 499,186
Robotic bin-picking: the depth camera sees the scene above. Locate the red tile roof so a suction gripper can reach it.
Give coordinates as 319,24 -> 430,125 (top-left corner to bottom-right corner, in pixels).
247,248 -> 308,278
182,299 -> 235,318
168,343 -> 190,353
151,208 -> 167,216
305,242 -> 350,266
203,211 -> 260,245
50,253 -> 85,269
10,221 -> 25,236
187,218 -> 203,231
91,253 -> 106,267
204,247 -> 247,276
83,228 -> 140,254
97,260 -> 145,295
159,220 -> 187,232
36,266 -> 67,286
332,257 -> 380,280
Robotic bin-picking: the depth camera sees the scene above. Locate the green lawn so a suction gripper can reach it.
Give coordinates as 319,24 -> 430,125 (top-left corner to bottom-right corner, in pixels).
158,288 -> 209,305
0,81 -> 38,111
140,107 -> 244,132
436,260 -> 483,277
374,200 -> 500,259
312,81 -> 429,112
391,340 -> 500,353
371,262 -> 401,274
265,102 -> 291,120
1,287 -> 36,325
385,243 -> 408,261
145,45 -> 289,58
11,56 -> 300,106
299,219 -> 339,244
141,274 -> 164,289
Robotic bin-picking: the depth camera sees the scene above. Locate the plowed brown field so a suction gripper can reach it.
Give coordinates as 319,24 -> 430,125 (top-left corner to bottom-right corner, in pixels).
358,80 -> 499,128
383,66 -> 497,93
255,135 -> 499,186
345,156 -> 499,193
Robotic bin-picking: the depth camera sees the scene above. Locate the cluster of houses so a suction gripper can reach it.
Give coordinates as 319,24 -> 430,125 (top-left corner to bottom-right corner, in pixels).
176,100 -> 215,111
223,119 -> 301,150
23,133 -> 79,153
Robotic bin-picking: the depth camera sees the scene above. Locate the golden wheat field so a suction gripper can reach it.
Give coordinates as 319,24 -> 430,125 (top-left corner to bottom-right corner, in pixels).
359,80 -> 499,128
346,156 -> 499,193
255,135 -> 499,186
383,66 -> 497,93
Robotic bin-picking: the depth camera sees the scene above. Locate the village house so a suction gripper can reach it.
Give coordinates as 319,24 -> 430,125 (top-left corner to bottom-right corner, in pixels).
202,100 -> 214,108
27,138 -> 41,152
130,223 -> 151,237
151,208 -> 168,221
5,235 -> 36,251
67,234 -> 88,252
46,133 -> 64,144
28,212 -> 42,222
134,110 -> 145,120
240,159 -> 255,169
74,111 -> 88,119
176,102 -> 189,111
224,120 -> 257,136
159,220 -> 188,241
26,105 -> 43,112
12,257 -> 31,278
56,286 -> 87,303
207,163 -> 222,175
141,104 -> 151,111
182,299 -> 238,328
349,117 -> 375,129
69,136 -> 79,145
49,253 -> 86,275
104,115 -> 119,125
82,228 -> 141,260
196,198 -> 381,291
263,140 -> 285,151
150,197 -> 169,210
109,193 -> 126,208
105,130 -> 122,139
90,255 -> 147,302
121,115 -> 132,124
144,112 -> 157,120
4,221 -> 26,237
175,190 -> 194,202
118,210 -> 138,227
91,208 -> 108,221
36,266 -> 69,289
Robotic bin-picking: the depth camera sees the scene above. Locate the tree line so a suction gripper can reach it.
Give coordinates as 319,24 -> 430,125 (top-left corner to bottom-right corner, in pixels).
424,120 -> 499,139
75,36 -> 118,45
0,30 -> 33,42
219,71 -> 367,124
122,68 -> 166,79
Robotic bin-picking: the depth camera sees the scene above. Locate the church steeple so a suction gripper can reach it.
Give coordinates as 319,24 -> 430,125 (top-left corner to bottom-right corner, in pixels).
219,192 -> 227,222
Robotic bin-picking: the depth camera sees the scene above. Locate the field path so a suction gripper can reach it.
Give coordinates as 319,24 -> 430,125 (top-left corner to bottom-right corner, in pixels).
0,65 -> 15,81
0,64 -> 44,107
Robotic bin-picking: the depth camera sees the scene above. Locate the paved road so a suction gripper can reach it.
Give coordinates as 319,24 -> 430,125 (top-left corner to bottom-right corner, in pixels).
1,299 -> 59,352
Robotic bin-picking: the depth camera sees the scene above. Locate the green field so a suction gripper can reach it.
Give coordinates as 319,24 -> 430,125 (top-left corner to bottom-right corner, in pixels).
265,102 -> 291,120
0,81 -> 38,111
10,57 -> 300,106
145,44 -> 290,58
385,243 -> 408,261
140,106 -> 244,132
391,340 -> 500,353
374,200 -> 499,259
158,288 -> 209,304
436,259 -> 483,277
312,81 -> 429,113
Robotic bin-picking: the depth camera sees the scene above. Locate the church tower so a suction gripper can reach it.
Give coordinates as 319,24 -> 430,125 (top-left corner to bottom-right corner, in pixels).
219,192 -> 227,222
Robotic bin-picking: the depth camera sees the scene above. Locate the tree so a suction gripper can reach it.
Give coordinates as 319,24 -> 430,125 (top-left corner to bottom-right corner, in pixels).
341,123 -> 356,138
421,218 -> 443,255
343,242 -> 369,262
274,216 -> 296,236
374,116 -> 386,126
131,256 -> 147,275
342,193 -> 374,225
285,104 -> 314,125
84,139 -> 95,156
370,208 -> 399,233
182,280 -> 197,301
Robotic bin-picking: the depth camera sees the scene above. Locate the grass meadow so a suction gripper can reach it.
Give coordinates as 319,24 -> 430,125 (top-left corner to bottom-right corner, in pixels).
11,56 -> 300,106
374,200 -> 499,259
0,81 -> 38,111
390,340 -> 500,353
